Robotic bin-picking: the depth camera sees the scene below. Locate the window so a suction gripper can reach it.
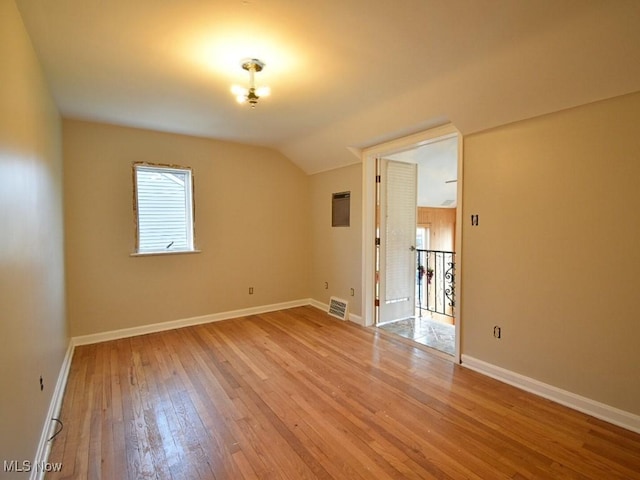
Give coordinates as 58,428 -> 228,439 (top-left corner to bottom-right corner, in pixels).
133,163 -> 196,254
416,226 -> 430,250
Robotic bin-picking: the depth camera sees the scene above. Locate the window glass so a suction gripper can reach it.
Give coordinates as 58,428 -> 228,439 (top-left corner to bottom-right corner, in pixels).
133,163 -> 195,254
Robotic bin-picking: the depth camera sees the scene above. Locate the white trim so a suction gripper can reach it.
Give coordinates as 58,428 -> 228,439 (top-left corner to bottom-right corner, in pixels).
361,152 -> 377,327
30,298 -> 365,477
31,341 -> 75,480
453,132 -> 463,364
348,312 -> 364,326
309,298 -> 327,311
461,355 -> 640,434
361,124 -> 459,158
73,299 -> 311,346
130,249 -> 202,257
33,311 -> 639,480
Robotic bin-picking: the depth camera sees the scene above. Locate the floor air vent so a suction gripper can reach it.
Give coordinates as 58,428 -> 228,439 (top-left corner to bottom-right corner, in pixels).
328,297 -> 349,320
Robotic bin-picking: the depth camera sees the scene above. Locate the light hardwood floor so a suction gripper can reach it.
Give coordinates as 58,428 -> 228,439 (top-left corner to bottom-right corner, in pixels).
47,306 -> 640,479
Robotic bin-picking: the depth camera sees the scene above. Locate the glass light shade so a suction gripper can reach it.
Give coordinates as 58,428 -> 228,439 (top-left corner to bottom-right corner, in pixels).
255,86 -> 271,97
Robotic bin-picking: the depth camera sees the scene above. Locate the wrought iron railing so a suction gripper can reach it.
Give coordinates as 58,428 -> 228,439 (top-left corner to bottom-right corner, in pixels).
416,249 -> 455,318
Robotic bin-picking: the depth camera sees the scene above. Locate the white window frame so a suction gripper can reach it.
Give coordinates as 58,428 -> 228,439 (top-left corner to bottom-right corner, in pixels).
132,162 -> 198,256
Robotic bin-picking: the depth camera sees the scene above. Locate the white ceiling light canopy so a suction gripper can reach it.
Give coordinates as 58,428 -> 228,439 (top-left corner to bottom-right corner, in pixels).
231,58 -> 270,108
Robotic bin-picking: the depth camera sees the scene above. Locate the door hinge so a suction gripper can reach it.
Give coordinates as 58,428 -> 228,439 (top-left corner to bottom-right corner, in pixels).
375,237 -> 381,246
375,299 -> 380,307
375,175 -> 381,183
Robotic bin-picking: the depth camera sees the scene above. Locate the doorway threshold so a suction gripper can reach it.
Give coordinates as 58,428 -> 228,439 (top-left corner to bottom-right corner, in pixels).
376,316 -> 455,357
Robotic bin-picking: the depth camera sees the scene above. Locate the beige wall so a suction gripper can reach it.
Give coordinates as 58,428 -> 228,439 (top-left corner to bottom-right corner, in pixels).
0,0 -> 67,467
309,163 -> 362,318
462,91 -> 640,415
64,120 -> 310,336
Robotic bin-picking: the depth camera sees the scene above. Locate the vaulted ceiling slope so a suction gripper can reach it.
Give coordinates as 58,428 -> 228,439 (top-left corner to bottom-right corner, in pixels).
16,0 -> 640,174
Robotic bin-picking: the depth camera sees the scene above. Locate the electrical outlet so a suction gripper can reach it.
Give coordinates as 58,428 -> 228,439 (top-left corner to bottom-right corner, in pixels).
324,282 -> 329,289
39,375 -> 44,391
493,326 -> 501,339
350,288 -> 355,297
249,287 -> 254,295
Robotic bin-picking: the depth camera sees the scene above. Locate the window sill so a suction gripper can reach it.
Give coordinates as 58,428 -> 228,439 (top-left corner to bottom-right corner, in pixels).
130,249 -> 202,257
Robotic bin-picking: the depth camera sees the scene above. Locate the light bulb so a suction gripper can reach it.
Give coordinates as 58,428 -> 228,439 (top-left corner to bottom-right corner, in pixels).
255,86 -> 271,97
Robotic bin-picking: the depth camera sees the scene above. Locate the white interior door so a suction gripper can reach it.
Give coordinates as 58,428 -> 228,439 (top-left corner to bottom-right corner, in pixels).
378,159 -> 417,324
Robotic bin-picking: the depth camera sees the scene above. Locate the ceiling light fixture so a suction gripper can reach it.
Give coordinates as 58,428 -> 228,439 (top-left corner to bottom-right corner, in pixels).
231,58 -> 270,108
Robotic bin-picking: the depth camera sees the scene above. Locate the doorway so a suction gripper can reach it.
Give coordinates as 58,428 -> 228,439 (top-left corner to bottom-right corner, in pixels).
361,124 -> 462,361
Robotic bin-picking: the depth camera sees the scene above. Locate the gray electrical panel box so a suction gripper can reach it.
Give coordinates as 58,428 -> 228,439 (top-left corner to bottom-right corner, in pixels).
332,191 -> 350,227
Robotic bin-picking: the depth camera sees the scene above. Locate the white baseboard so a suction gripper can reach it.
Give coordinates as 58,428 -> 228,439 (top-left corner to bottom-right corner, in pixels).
72,299 -> 312,346
308,299 -> 363,325
349,312 -> 364,325
33,298 -> 361,475
31,340 -> 75,480
36,300 -> 314,476
461,354 -> 640,434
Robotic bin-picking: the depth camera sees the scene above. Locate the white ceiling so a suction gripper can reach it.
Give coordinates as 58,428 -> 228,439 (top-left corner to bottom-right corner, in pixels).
388,136 -> 458,208
15,0 -> 640,174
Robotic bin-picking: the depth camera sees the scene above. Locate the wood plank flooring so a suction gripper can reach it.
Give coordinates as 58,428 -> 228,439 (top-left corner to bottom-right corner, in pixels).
46,306 -> 640,479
